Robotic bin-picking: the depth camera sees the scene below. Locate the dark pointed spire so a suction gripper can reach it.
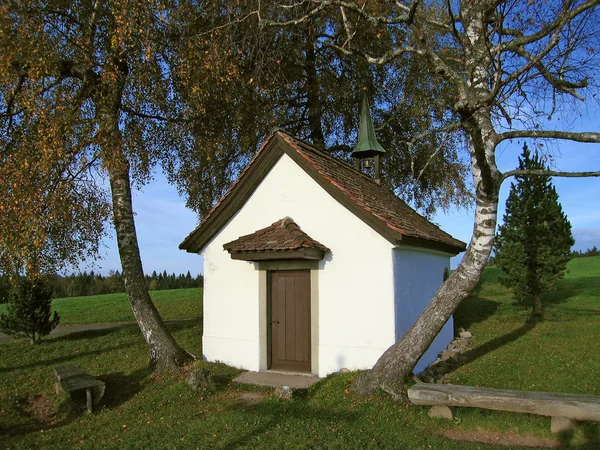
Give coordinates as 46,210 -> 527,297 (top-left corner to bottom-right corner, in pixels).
351,92 -> 385,158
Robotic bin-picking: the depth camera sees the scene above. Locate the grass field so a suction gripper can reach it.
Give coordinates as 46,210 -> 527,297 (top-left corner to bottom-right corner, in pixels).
1,258 -> 599,449
0,288 -> 203,325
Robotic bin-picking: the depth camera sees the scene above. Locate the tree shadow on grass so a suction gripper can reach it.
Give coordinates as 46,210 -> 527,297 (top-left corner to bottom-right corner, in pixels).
164,319 -> 201,331
444,319 -> 539,378
47,327 -> 139,344
98,367 -> 151,409
0,395 -> 80,440
0,342 -> 136,373
465,318 -> 537,361
557,422 -> 600,449
453,296 -> 499,332
0,369 -> 150,441
46,319 -> 201,343
542,276 -> 600,306
503,275 -> 600,313
217,398 -> 360,450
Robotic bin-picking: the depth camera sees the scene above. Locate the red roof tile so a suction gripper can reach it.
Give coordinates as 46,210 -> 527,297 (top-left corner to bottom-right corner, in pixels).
223,217 -> 330,255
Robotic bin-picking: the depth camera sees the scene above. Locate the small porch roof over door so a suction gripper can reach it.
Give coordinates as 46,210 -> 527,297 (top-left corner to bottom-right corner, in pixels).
223,216 -> 330,261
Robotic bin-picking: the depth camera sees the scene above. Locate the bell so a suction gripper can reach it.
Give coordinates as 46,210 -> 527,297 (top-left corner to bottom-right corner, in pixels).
351,93 -> 385,159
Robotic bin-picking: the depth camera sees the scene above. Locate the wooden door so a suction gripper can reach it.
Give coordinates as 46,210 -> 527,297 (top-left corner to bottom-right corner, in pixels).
269,271 -> 311,372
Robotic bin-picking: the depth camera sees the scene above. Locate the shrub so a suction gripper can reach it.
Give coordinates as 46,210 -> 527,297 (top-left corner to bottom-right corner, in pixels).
0,277 -> 60,344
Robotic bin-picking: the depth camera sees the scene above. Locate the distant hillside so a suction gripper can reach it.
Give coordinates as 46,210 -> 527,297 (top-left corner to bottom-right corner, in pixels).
565,254 -> 600,278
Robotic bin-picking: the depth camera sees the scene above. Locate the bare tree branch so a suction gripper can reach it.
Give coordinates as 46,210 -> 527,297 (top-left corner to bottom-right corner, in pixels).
498,0 -> 598,52
502,169 -> 600,181
324,42 -> 425,64
120,105 -> 209,124
498,130 -> 600,143
261,0 -> 419,29
192,11 -> 259,37
497,27 -> 562,95
320,0 -> 418,25
416,132 -> 448,181
507,42 -> 587,100
260,1 -> 331,27
339,6 -> 355,48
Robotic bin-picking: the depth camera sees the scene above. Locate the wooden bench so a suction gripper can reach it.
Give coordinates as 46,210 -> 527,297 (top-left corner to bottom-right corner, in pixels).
54,365 -> 106,413
408,383 -> 600,433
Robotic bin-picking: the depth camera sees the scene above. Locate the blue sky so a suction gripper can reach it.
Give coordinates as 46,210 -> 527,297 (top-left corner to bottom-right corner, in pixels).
86,110 -> 599,276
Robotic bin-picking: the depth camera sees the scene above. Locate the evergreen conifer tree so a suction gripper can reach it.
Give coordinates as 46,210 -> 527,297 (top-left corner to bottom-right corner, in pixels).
495,145 -> 574,316
0,277 -> 60,344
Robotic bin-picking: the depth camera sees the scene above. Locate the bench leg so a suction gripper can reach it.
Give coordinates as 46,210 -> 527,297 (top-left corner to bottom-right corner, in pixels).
86,388 -> 93,414
551,416 -> 575,433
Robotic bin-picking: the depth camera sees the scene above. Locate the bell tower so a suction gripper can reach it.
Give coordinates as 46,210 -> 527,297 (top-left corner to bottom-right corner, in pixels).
351,92 -> 386,184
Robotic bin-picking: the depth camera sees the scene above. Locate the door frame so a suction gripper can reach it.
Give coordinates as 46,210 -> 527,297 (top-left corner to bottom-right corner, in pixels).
257,260 -> 319,375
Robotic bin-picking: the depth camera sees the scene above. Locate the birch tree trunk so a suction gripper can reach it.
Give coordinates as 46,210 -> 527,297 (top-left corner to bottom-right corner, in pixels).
97,79 -> 193,371
354,138 -> 500,400
355,2 -> 502,400
109,159 -> 194,371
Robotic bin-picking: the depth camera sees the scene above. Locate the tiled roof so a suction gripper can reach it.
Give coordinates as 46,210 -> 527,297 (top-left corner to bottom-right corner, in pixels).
278,133 -> 466,253
223,217 -> 330,254
179,129 -> 466,255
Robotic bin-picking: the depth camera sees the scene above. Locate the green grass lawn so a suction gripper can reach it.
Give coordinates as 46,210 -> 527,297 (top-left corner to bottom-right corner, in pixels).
1,258 -> 599,448
0,288 -> 203,325
451,257 -> 600,395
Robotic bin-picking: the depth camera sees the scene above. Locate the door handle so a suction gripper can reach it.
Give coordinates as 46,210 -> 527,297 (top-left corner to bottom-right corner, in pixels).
271,320 -> 280,324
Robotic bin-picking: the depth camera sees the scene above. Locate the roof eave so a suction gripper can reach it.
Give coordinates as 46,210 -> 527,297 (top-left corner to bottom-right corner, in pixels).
396,235 -> 466,256
228,248 -> 327,261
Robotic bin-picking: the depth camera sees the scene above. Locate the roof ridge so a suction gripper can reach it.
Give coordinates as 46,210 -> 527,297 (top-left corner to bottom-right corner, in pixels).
276,130 -> 375,184
281,216 -> 313,248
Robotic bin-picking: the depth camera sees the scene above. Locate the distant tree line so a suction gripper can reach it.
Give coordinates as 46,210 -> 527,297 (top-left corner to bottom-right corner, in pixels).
0,271 -> 203,304
489,246 -> 598,266
570,247 -> 599,258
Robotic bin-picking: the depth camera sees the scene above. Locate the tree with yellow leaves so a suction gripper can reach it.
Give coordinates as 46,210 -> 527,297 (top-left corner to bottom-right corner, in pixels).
0,0 -> 198,370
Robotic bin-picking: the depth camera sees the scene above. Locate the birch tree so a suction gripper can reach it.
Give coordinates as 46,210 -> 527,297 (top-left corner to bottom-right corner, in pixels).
256,0 -> 600,399
0,0 -> 194,370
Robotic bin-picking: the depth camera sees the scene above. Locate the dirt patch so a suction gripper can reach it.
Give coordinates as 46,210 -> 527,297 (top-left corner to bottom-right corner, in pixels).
24,394 -> 59,424
238,392 -> 269,406
437,428 -> 560,448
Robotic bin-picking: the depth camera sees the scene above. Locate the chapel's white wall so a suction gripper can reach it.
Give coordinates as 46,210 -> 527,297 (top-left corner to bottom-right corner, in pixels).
201,153 -> 396,376
202,233 -> 261,370
392,248 -> 454,374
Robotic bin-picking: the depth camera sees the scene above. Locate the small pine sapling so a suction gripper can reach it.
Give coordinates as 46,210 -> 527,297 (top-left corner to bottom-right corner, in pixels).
0,277 -> 60,344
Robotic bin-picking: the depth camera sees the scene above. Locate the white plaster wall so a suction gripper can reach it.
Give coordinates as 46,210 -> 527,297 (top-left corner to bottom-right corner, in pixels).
201,153 -> 396,376
392,247 -> 454,374
202,236 -> 261,370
